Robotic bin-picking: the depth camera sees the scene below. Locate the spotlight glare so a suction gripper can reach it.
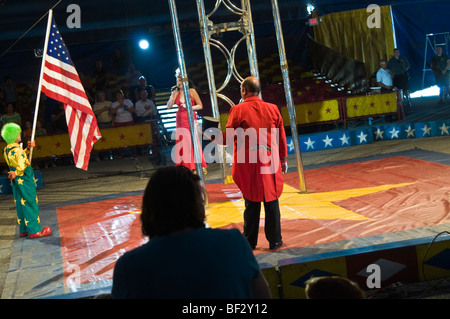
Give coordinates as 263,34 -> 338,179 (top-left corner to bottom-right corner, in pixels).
410,85 -> 440,98
139,39 -> 149,50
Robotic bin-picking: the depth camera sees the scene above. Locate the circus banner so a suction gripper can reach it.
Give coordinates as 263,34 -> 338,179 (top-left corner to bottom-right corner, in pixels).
281,99 -> 341,125
346,92 -> 398,118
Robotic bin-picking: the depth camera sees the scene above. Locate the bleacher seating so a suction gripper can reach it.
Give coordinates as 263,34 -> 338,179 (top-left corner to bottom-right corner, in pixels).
2,53 -> 354,142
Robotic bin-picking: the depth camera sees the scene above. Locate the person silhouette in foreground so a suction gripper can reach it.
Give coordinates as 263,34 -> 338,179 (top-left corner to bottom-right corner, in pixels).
305,276 -> 366,299
111,165 -> 271,299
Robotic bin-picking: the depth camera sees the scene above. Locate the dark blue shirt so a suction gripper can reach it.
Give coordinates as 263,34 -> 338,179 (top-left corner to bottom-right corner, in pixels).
112,228 -> 260,299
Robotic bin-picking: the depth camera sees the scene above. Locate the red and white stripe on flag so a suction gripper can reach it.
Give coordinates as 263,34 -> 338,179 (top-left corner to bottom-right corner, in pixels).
40,20 -> 101,170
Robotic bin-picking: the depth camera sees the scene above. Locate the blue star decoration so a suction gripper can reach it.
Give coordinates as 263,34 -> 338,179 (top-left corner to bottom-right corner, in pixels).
285,119 -> 448,155
388,126 -> 400,139
405,125 -> 415,138
356,130 -> 369,144
438,122 -> 450,136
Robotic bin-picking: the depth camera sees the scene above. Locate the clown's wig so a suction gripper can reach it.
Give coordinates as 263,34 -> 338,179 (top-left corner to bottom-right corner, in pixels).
1,122 -> 22,144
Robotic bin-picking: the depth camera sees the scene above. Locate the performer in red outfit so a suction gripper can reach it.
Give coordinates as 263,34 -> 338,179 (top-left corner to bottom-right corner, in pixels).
167,69 -> 207,172
224,77 -> 288,250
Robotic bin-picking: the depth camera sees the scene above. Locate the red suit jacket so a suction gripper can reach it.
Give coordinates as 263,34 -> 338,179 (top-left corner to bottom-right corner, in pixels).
225,96 -> 287,202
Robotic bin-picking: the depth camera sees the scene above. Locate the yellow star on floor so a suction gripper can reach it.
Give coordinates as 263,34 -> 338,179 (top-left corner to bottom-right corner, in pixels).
205,182 -> 415,228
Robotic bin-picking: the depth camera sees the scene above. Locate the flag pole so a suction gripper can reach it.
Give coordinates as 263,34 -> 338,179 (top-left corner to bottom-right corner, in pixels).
29,9 -> 53,162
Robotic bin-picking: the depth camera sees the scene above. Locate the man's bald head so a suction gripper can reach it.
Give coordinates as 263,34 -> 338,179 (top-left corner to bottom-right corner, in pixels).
241,76 -> 261,100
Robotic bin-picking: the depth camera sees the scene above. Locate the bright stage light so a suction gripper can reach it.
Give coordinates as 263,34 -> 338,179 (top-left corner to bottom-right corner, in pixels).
307,4 -> 315,15
410,85 -> 440,98
139,39 -> 149,50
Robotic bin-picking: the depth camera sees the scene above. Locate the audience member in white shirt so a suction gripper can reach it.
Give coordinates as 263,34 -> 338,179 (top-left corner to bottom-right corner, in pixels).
110,90 -> 134,126
376,60 -> 393,92
135,89 -> 157,122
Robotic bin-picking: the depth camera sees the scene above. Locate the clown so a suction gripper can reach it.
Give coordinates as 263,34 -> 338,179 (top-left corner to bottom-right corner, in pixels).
2,123 -> 52,238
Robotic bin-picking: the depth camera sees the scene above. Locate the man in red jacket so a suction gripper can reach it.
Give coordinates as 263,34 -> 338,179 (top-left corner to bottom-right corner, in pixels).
225,76 -> 288,250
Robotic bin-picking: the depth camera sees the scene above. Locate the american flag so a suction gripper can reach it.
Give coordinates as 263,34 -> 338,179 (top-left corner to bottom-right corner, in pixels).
40,18 -> 101,170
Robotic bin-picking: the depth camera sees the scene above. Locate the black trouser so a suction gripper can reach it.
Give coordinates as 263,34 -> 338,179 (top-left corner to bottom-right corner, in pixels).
243,197 -> 282,247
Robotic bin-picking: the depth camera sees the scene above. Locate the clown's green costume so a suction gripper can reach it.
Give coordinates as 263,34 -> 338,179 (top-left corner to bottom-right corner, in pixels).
2,123 -> 51,238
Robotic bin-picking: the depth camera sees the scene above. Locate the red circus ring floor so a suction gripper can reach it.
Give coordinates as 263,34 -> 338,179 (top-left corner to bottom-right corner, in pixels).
1,147 -> 450,299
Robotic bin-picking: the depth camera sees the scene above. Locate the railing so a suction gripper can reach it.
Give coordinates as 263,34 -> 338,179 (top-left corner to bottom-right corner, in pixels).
307,34 -> 367,95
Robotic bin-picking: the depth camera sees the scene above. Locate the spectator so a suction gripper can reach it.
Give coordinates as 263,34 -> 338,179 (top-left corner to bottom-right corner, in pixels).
35,120 -> 47,137
92,59 -> 110,98
2,76 -> 17,108
134,76 -> 156,102
377,60 -> 396,122
43,95 -> 58,134
376,60 -> 393,92
1,103 -> 21,126
110,47 -> 129,75
110,90 -> 134,126
125,64 -> 142,88
51,102 -> 67,133
93,91 -> 113,128
0,89 -> 5,114
305,276 -> 366,299
388,48 -> 411,106
125,64 -> 142,99
111,165 -> 272,299
35,120 -> 56,168
134,88 -> 157,122
22,120 -> 32,146
431,45 -> 450,105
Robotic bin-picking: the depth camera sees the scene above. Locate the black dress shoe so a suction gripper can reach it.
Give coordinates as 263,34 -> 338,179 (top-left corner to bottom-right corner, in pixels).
269,241 -> 283,250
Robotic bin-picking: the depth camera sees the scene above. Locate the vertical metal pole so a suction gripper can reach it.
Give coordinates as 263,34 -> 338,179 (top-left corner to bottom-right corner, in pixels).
195,0 -> 226,182
242,0 -> 259,79
30,9 -> 53,162
168,0 -> 206,190
422,35 -> 429,90
271,0 -> 307,192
